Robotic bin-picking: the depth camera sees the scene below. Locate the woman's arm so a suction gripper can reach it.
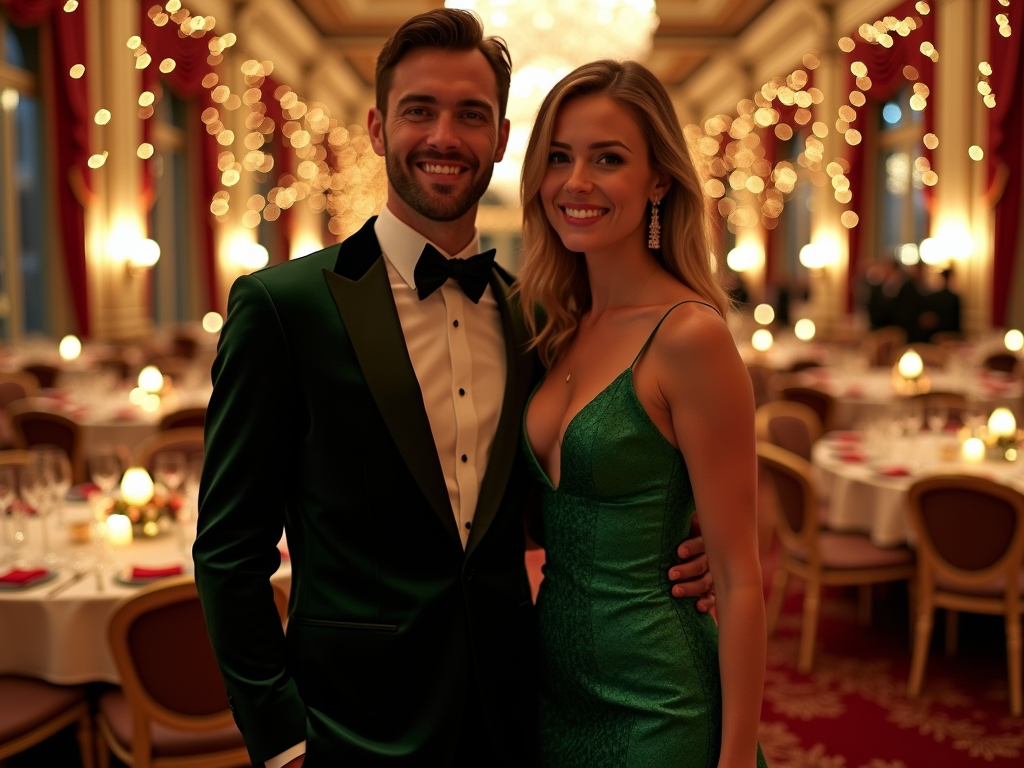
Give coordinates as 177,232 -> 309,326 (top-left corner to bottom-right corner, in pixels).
653,306 -> 765,768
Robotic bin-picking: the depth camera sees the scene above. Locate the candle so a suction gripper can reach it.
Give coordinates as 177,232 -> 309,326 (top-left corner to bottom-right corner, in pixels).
987,407 -> 1017,438
120,468 -> 154,507
962,437 -> 985,463
107,513 -> 133,546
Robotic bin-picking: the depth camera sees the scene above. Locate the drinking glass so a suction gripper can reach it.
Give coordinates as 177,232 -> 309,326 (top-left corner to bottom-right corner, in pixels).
927,407 -> 947,433
19,462 -> 53,566
0,465 -> 16,566
90,445 -> 121,495
154,451 -> 187,493
45,448 -> 73,525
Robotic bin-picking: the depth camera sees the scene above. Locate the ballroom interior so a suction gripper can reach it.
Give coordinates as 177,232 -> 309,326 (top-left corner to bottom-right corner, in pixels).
1,0 -> 1023,766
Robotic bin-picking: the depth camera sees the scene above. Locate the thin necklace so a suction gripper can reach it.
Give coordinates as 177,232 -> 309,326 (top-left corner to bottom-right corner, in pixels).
565,264 -> 660,383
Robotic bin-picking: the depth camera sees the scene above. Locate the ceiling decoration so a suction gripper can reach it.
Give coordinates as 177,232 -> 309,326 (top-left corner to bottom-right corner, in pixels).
293,0 -> 777,89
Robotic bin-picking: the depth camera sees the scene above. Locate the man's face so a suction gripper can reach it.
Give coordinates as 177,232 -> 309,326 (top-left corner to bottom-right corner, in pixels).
369,48 -> 510,223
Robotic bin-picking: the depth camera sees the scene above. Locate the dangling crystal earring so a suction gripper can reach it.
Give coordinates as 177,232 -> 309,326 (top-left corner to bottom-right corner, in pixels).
648,197 -> 661,250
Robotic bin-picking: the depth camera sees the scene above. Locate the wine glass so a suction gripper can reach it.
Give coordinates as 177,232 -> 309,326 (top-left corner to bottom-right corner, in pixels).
45,448 -> 73,525
19,461 -> 53,567
927,407 -> 947,433
90,444 -> 121,495
0,465 -> 16,566
154,451 -> 187,494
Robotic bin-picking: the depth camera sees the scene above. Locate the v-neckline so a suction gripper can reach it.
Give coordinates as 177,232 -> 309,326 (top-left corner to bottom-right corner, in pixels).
523,368 -> 632,492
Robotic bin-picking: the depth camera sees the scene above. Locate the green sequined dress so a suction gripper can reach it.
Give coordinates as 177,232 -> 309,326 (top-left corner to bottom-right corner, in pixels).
523,302 -> 768,768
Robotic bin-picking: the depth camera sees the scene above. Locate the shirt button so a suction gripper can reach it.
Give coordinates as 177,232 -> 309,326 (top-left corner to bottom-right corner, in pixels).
465,521 -> 472,530
459,388 -> 465,396
453,319 -> 459,328
461,454 -> 468,462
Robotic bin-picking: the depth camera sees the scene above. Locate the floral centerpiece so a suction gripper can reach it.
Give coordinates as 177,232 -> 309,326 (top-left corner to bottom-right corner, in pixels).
91,467 -> 184,537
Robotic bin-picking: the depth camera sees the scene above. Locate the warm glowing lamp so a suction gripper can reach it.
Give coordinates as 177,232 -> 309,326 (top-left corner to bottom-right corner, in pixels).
897,350 -> 924,380
799,243 -> 827,269
59,335 -> 82,361
1005,329 -> 1024,352
751,328 -> 774,352
106,514 -> 133,546
988,407 -> 1017,438
138,365 -> 164,393
202,312 -> 224,333
128,238 -> 161,269
794,318 -> 816,341
962,437 -> 985,463
120,467 -> 154,507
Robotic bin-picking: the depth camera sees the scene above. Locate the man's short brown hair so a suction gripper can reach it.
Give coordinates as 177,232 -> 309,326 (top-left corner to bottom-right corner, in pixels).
375,8 -> 512,121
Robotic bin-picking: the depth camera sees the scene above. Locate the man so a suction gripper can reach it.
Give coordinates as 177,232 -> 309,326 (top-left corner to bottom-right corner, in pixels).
194,9 -> 713,768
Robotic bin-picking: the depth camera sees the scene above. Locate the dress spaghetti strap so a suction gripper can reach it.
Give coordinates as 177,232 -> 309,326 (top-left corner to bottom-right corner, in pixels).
630,300 -> 719,369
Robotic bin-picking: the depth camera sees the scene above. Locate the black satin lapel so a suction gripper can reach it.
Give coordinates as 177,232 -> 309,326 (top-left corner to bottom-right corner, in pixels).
322,259 -> 460,543
466,272 -> 535,557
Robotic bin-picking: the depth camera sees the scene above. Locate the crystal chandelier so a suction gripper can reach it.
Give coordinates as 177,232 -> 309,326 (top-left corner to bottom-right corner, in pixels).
446,0 -> 660,203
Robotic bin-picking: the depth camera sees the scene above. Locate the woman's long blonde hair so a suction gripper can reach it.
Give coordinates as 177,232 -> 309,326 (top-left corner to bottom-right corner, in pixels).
517,60 -> 729,368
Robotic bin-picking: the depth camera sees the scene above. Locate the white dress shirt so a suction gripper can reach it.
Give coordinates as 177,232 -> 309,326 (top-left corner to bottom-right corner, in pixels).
265,205 -> 507,768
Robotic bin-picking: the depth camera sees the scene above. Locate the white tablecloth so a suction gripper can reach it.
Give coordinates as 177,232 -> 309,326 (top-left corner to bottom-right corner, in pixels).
0,502 -> 289,684
812,432 -> 1024,547
798,368 -> 1023,430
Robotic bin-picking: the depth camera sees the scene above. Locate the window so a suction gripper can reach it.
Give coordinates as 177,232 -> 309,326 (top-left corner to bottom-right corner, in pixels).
876,86 -> 928,261
0,15 -> 49,341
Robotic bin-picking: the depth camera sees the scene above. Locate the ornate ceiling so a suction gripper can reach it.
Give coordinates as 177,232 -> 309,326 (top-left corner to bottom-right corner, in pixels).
292,0 -> 778,90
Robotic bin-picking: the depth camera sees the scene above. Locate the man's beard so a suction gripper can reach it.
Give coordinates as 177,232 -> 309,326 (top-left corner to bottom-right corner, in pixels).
385,143 -> 494,223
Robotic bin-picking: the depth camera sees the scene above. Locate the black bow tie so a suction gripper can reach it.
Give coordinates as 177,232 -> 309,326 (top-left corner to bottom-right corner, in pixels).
413,243 -> 496,304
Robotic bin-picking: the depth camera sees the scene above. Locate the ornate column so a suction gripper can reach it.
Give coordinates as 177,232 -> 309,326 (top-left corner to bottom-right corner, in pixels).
88,0 -> 151,340
808,4 -> 849,338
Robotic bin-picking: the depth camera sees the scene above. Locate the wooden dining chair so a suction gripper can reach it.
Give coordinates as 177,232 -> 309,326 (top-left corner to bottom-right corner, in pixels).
158,407 -> 206,431
757,441 -> 916,672
982,352 -> 1021,375
770,375 -> 836,434
0,676 -> 94,767
132,428 -> 205,476
96,575 -> 288,768
755,401 -> 822,462
8,404 -> 86,484
863,326 -> 906,367
21,364 -> 60,390
0,371 -> 40,410
906,475 -> 1024,715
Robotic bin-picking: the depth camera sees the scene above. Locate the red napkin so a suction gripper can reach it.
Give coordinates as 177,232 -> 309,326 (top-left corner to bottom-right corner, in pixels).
833,432 -> 863,443
130,565 -> 183,579
0,568 -> 49,586
838,453 -> 866,463
879,466 -> 910,477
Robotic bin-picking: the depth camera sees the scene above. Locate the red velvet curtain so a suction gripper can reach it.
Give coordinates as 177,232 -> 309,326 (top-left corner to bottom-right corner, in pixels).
988,0 -> 1024,326
1,0 -> 90,335
140,9 -> 220,313
842,0 -> 936,311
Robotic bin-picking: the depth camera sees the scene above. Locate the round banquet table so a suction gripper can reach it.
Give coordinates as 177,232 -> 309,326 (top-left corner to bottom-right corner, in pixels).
797,368 -> 1023,430
0,501 -> 290,684
812,431 -> 1024,548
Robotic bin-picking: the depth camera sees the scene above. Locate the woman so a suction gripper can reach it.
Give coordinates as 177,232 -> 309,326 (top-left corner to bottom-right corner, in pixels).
519,60 -> 768,768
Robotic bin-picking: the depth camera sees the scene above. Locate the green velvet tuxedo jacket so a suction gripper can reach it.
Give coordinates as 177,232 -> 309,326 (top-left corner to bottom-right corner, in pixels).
194,216 -> 541,767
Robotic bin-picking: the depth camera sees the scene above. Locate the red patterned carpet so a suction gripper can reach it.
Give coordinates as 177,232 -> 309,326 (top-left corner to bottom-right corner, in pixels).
525,548 -> 1024,767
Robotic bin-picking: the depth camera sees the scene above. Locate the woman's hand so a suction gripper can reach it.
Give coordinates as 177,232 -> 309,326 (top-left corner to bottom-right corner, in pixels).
668,533 -> 716,612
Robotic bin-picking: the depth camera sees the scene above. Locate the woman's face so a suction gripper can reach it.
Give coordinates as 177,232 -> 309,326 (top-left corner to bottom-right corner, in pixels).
539,93 -> 666,256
